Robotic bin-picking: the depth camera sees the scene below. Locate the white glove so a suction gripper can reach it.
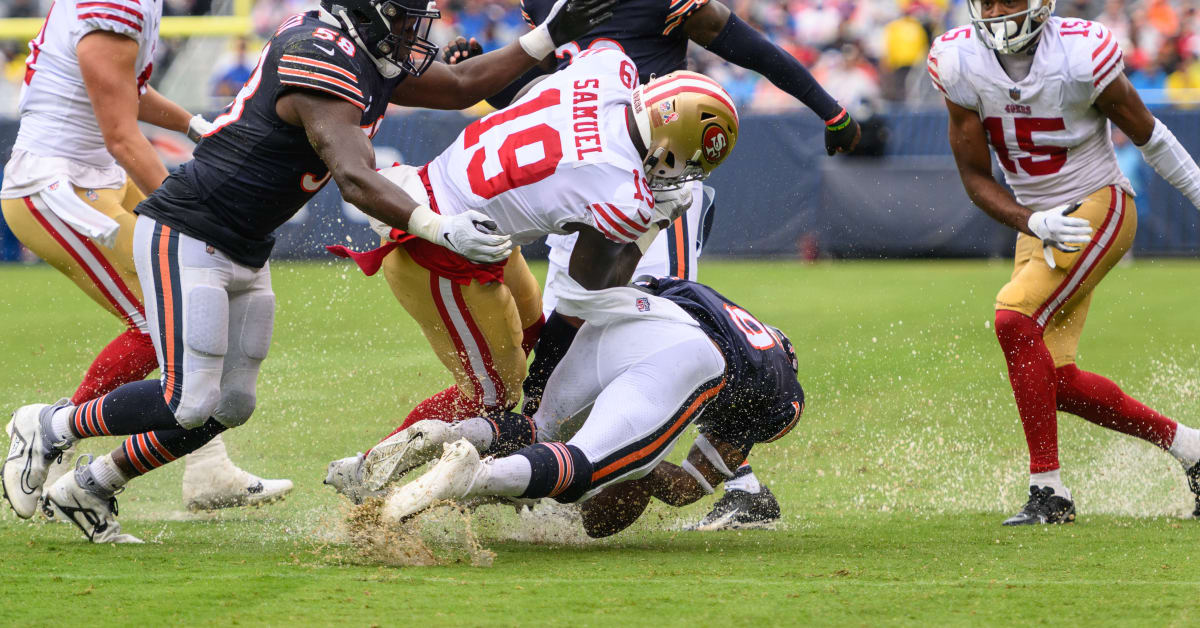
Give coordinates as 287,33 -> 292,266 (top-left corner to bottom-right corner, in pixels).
1027,203 -> 1093,268
187,114 -> 216,143
652,185 -> 693,222
406,204 -> 513,264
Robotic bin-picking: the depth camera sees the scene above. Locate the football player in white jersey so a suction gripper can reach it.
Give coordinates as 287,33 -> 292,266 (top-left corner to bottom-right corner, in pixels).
929,0 -> 1200,525
324,48 -> 739,502
1,0 -> 291,516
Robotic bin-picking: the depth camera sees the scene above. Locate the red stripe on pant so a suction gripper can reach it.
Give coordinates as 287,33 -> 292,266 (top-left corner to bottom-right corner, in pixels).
428,273 -> 487,404
448,280 -> 507,406
1032,187 -> 1122,325
23,196 -> 146,330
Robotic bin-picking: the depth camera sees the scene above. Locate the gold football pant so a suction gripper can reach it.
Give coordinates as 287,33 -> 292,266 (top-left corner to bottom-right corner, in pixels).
994,185 -> 1136,366
381,245 -> 543,410
1,180 -> 147,332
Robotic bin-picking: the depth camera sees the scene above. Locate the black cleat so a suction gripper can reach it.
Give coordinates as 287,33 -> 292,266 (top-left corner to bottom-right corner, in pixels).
1185,461 -> 1200,518
688,485 -> 781,531
1002,485 -> 1076,526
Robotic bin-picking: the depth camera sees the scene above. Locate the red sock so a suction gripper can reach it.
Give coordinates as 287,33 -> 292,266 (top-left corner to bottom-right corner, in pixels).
71,329 -> 158,405
994,310 -> 1060,474
522,314 -> 546,357
371,386 -> 483,451
1055,364 -> 1177,449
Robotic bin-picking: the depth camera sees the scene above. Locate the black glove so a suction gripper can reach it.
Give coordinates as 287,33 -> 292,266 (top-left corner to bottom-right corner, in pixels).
545,0 -> 618,47
824,108 -> 861,156
441,36 -> 483,65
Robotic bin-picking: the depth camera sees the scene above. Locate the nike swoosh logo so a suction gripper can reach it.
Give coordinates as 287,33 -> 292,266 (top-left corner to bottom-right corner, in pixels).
314,44 -> 336,56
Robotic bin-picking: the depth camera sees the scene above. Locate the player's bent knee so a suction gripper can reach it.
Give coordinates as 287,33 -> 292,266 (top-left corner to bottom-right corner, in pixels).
213,389 -> 256,428
514,442 -> 593,504
174,392 -> 222,429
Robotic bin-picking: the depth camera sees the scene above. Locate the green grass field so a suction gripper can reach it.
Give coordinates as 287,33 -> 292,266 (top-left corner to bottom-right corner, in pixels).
2,258 -> 1199,626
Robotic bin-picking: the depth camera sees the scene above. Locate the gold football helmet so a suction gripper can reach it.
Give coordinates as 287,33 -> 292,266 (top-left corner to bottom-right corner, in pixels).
631,71 -> 739,190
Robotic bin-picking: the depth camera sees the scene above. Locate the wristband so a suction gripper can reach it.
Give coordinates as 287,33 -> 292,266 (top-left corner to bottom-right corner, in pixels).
518,24 -> 555,60
405,203 -> 441,243
825,107 -> 851,130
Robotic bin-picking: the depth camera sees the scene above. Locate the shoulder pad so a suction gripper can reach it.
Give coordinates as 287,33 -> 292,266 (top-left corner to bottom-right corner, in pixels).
75,0 -> 150,40
1056,18 -> 1124,101
276,31 -> 369,110
928,26 -> 978,109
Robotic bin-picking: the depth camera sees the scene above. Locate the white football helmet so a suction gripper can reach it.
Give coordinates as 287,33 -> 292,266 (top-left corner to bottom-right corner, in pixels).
968,0 -> 1055,54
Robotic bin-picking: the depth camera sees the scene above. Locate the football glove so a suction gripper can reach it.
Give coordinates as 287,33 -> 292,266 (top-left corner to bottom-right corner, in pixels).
519,0 -> 617,59
824,108 -> 860,156
1027,203 -> 1093,268
187,114 -> 215,143
407,205 -> 513,264
653,185 -> 693,222
442,36 -> 483,65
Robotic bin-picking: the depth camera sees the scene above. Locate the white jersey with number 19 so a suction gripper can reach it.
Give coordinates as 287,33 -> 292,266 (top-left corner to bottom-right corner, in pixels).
425,48 -> 662,246
928,17 -> 1132,211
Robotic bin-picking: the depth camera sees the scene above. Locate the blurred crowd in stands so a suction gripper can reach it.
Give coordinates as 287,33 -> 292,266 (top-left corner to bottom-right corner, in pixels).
6,0 -> 1200,114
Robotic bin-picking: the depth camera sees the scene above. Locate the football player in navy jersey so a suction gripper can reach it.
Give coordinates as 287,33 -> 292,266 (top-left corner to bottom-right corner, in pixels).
377,276 -> 803,535
7,0 -> 617,543
443,0 -> 840,530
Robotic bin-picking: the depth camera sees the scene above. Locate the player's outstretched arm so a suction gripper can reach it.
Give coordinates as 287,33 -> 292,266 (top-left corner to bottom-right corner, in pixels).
280,91 -> 512,263
391,0 -> 615,109
77,31 -> 169,195
1096,74 -> 1200,211
137,86 -> 192,135
685,1 -> 859,155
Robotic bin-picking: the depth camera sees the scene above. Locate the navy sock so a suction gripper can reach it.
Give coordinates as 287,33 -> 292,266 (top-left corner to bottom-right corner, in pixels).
75,379 -> 182,438
118,419 -> 227,476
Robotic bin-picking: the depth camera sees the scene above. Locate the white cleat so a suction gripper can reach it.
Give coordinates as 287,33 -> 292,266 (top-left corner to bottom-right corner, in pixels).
3,401 -> 69,519
182,435 -> 293,511
42,456 -> 143,544
382,439 -> 483,524
325,453 -> 385,504
184,470 -> 294,512
363,420 -> 455,491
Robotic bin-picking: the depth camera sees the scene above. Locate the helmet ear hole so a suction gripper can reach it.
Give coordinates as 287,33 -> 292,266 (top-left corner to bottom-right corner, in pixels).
664,152 -> 676,168
699,112 -> 716,121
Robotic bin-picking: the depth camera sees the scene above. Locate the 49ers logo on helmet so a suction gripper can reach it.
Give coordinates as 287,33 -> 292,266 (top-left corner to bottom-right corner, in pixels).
702,123 -> 729,164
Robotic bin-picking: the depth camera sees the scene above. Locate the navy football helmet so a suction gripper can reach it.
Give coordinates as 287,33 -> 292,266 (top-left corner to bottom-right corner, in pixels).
321,0 -> 440,78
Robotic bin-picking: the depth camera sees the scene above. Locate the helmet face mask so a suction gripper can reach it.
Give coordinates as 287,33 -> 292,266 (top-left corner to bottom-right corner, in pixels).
631,71 -> 739,191
968,0 -> 1055,54
323,0 -> 440,78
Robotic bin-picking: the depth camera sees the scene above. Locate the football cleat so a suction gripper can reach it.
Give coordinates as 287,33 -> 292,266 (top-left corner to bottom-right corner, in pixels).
183,470 -> 293,512
362,420 -> 455,491
1185,460 -> 1200,518
687,485 -> 781,531
325,453 -> 385,504
1002,485 -> 1076,526
42,456 -> 142,543
3,401 -> 70,519
381,439 -> 482,523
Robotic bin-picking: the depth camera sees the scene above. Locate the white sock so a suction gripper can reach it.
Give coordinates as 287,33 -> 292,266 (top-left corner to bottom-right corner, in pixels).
90,454 -> 131,493
474,456 -> 531,497
1168,423 -> 1200,469
1030,469 -> 1070,499
48,406 -> 78,447
453,417 -> 495,453
724,466 -> 762,494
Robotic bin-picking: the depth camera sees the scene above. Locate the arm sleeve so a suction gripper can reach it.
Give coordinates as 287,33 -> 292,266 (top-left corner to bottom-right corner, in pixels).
1137,118 -> 1200,210
276,40 -> 367,110
703,12 -> 841,122
74,0 -> 147,41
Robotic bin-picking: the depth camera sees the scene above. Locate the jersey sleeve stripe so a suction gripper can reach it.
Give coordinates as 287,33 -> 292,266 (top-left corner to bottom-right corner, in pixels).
1093,50 -> 1123,87
277,80 -> 367,110
590,204 -> 637,242
663,0 -> 708,35
1092,40 -> 1118,75
277,67 -> 365,98
606,203 -> 649,233
77,12 -> 142,31
280,54 -> 358,82
77,2 -> 144,20
1091,30 -> 1113,59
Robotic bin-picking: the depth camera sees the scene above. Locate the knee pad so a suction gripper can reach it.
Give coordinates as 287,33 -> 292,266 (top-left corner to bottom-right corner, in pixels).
213,389 -> 256,428
174,388 -> 221,429
186,285 -> 229,356
515,442 -> 593,504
